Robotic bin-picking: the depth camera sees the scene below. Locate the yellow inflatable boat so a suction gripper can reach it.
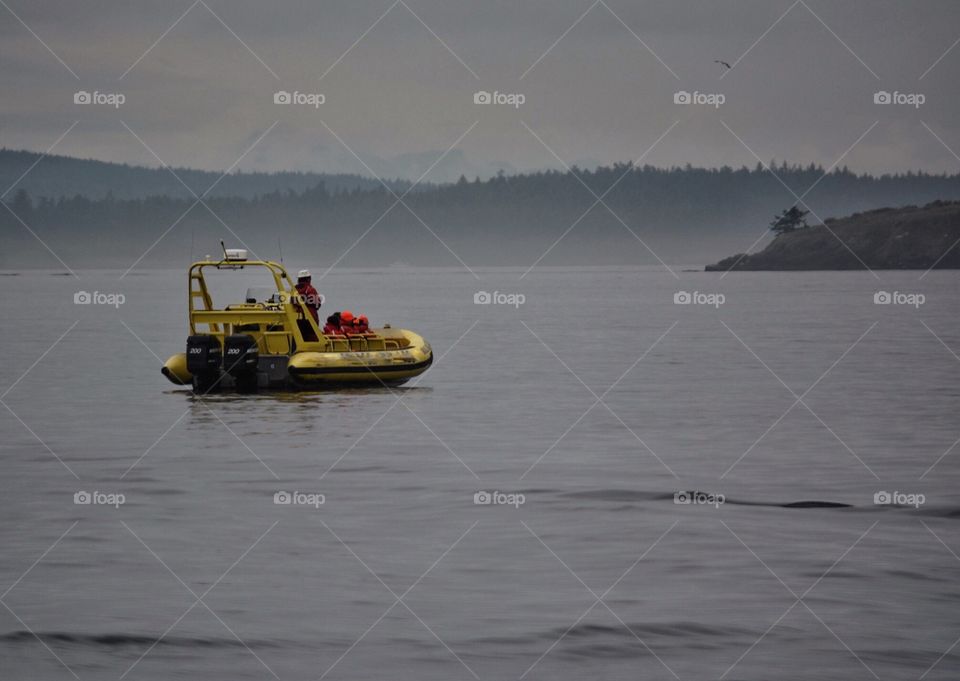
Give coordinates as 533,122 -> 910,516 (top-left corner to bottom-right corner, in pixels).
161,251 -> 432,392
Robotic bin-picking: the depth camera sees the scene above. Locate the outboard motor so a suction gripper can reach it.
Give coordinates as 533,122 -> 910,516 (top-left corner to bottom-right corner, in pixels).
186,335 -> 222,393
224,334 -> 259,392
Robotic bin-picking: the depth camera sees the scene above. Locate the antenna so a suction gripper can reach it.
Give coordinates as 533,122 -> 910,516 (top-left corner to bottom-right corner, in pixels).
278,237 -> 284,264
220,240 -> 228,260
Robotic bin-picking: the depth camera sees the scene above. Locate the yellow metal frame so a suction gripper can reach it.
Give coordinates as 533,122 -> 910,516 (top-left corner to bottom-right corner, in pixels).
187,258 -> 328,353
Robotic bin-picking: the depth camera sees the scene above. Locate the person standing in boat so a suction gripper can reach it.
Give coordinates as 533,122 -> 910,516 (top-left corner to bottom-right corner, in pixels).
294,269 -> 322,323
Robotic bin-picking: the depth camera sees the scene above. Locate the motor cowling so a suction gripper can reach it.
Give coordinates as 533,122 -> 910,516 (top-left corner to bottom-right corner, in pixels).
186,335 -> 222,374
223,334 -> 259,377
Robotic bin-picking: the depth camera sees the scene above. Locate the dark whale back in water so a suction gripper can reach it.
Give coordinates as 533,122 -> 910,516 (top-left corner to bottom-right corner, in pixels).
562,490 -> 854,508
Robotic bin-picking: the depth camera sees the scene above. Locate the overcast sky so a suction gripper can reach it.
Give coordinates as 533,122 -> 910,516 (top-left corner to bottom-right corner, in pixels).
2,0 -> 959,181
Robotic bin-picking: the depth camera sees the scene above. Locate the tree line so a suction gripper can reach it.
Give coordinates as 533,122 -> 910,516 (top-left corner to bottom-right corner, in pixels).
3,162 -> 960,268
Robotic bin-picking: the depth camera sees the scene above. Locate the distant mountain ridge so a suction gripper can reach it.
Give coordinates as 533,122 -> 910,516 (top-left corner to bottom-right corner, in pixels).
707,201 -> 960,270
0,148 -> 420,201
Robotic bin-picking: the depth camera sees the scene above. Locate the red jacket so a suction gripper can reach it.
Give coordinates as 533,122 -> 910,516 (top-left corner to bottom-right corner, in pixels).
295,282 -> 321,322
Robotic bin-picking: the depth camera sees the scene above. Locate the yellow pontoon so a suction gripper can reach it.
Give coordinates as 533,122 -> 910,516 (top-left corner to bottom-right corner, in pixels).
161,250 -> 432,392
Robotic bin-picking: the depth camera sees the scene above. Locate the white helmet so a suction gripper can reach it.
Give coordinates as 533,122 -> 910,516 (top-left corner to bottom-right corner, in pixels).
297,269 -> 311,279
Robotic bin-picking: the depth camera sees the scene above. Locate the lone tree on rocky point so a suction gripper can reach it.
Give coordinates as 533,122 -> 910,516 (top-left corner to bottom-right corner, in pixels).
770,206 -> 810,235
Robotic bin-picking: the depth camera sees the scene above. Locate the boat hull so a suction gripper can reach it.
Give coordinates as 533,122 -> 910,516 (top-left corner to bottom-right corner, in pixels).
161,353 -> 192,385
288,353 -> 432,386
287,333 -> 432,386
161,329 -> 432,390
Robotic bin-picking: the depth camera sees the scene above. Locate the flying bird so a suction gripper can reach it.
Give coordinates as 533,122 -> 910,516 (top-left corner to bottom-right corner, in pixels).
714,60 -> 732,70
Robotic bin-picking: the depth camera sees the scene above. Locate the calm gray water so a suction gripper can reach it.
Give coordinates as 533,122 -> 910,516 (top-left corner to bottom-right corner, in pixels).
1,266 -> 958,680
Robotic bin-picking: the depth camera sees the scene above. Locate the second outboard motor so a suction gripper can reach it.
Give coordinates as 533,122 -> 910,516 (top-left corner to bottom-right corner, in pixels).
186,335 -> 222,393
224,334 -> 259,392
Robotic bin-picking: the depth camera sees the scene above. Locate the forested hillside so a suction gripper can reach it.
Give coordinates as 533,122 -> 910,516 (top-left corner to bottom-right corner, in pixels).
4,156 -> 960,268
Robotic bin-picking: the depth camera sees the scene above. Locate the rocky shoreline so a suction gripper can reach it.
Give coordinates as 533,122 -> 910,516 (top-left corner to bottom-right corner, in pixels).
706,200 -> 960,271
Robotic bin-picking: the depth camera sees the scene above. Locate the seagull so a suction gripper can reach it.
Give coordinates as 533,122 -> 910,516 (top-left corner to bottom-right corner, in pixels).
714,60 -> 732,70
